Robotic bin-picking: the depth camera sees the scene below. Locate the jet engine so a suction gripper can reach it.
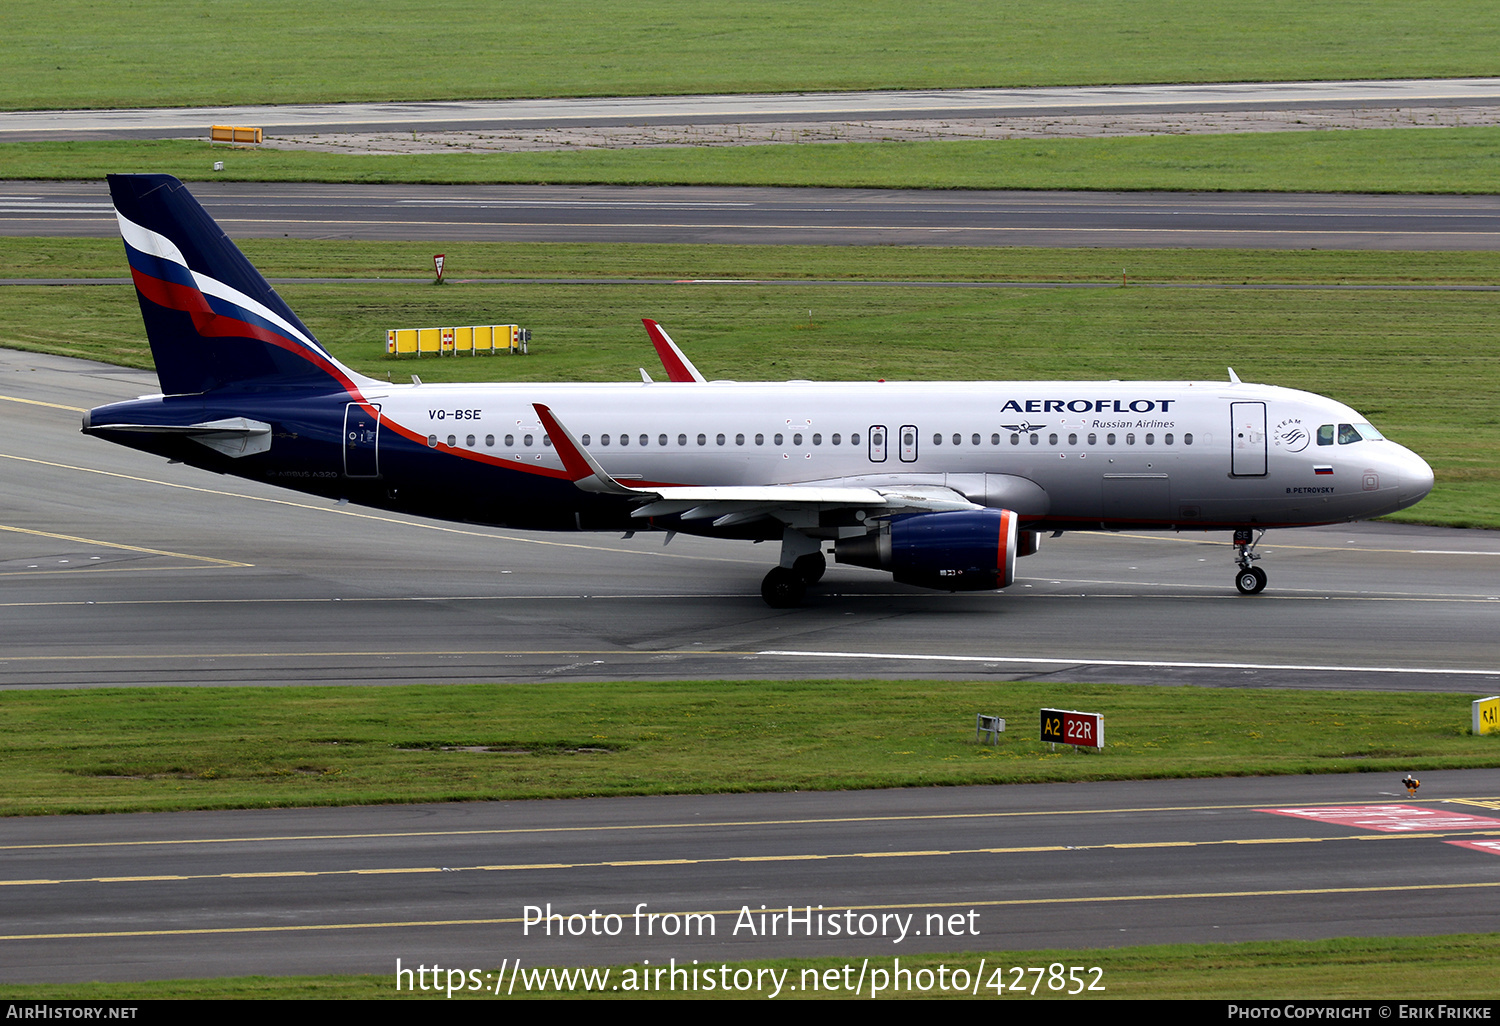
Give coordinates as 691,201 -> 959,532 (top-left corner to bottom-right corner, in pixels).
834,509 -> 1018,591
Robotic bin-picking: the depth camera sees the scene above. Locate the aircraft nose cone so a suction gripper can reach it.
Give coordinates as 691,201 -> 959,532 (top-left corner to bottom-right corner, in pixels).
1397,446 -> 1435,508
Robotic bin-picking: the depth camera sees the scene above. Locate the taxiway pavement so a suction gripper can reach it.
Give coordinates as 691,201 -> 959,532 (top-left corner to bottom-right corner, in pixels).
6,79 -> 1500,139
4,771 -> 1500,984
7,180 -> 1500,250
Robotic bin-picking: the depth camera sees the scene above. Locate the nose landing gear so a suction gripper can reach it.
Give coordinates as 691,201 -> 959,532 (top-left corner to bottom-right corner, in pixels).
1233,528 -> 1268,594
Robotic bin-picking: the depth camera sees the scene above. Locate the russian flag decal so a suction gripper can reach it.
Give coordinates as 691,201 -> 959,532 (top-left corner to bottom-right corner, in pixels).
1314,466 -> 1334,475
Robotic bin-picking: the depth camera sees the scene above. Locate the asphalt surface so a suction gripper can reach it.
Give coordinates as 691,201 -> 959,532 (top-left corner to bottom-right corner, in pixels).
4,771 -> 1500,984
8,180 -> 1500,250
6,79 -> 1500,139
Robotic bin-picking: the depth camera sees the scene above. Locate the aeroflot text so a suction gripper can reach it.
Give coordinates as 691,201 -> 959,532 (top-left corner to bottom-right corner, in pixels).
521,903 -> 980,944
998,399 -> 1175,414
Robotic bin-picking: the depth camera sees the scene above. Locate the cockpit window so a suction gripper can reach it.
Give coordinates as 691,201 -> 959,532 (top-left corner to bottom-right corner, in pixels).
1333,422 -> 1385,444
1317,424 -> 1335,446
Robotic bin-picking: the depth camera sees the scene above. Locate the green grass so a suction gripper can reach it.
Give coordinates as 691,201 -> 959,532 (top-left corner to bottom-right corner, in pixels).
0,681 -> 1492,816
8,1 -> 1500,111
15,236 -> 1500,284
11,126 -> 1500,193
2,240 -> 1494,527
3,935 -> 1495,998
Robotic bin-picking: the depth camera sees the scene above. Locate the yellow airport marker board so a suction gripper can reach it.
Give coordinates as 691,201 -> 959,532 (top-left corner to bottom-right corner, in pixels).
386,325 -> 523,356
1475,696 -> 1500,735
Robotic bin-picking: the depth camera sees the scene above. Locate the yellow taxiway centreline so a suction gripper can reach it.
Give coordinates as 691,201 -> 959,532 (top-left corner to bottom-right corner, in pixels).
6,879 -> 1500,942
5,829 -> 1498,890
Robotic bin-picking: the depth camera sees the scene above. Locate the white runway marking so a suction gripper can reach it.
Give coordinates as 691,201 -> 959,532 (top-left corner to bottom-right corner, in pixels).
759,649 -> 1500,677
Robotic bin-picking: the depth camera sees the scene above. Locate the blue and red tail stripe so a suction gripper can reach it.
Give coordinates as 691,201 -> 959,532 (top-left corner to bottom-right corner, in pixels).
108,174 -> 370,398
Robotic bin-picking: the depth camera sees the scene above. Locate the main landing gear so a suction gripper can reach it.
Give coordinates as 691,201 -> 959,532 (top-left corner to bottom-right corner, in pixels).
761,553 -> 826,608
1233,528 -> 1268,594
761,530 -> 827,608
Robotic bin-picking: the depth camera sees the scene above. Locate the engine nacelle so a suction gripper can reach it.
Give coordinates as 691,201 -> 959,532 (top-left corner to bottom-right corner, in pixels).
835,509 -> 1018,591
1016,529 -> 1041,558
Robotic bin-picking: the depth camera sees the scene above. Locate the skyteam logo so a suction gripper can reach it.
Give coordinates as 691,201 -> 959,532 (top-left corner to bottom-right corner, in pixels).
1273,417 -> 1311,453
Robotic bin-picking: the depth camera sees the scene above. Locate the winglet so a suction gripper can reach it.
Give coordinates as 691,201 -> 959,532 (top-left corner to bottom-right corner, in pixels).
533,403 -> 645,496
642,319 -> 706,383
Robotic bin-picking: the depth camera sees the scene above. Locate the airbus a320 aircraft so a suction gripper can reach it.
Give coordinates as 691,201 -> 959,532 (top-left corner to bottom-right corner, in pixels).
84,175 -> 1434,607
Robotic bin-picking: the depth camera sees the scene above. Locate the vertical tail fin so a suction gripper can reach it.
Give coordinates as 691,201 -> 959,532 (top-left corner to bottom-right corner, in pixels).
108,174 -> 365,396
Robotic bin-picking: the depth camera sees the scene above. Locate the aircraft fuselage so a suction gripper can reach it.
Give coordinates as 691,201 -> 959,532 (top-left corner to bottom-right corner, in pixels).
86,377 -> 1432,538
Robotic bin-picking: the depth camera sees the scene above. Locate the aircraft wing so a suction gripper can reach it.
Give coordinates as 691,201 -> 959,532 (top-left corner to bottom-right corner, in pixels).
534,403 -> 981,528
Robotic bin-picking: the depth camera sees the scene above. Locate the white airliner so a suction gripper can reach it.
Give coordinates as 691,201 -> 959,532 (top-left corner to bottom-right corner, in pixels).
84,175 -> 1435,606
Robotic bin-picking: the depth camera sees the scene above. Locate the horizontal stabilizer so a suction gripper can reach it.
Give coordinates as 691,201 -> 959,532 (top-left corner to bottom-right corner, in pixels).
82,416 -> 272,457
